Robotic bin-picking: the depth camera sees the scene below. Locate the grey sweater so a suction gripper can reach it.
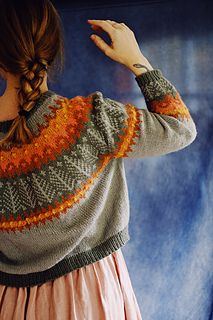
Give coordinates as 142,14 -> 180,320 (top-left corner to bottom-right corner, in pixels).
0,69 -> 197,288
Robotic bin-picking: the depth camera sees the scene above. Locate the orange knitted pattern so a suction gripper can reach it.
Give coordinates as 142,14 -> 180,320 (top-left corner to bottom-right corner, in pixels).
149,91 -> 191,120
0,96 -> 93,178
0,95 -> 140,232
0,91 -> 190,232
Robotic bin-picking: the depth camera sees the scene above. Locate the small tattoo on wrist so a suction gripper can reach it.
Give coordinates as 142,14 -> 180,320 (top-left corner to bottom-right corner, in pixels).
132,64 -> 150,71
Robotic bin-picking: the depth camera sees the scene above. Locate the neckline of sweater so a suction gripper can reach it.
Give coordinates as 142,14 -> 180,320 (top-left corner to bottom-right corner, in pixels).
0,90 -> 57,133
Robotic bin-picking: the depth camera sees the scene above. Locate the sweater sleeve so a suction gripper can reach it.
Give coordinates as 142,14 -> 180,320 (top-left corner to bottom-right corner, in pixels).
88,69 -> 197,159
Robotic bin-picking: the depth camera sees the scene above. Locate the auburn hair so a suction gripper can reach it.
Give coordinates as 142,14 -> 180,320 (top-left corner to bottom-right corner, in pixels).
0,0 -> 65,150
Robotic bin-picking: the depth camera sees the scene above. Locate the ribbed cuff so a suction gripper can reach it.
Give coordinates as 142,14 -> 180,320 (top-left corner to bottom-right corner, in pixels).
0,227 -> 130,288
135,69 -> 163,87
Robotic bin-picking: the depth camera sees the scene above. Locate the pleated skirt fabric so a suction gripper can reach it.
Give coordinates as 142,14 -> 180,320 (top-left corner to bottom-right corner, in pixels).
0,248 -> 142,320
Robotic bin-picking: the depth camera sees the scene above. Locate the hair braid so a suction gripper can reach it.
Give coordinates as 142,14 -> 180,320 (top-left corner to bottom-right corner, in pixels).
0,58 -> 48,150
0,0 -> 65,151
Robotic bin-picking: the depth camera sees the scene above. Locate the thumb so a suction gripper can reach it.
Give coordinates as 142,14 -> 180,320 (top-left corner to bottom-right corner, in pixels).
90,34 -> 112,56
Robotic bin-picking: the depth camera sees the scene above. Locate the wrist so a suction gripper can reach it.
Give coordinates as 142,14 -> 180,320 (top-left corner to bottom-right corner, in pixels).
125,56 -> 154,76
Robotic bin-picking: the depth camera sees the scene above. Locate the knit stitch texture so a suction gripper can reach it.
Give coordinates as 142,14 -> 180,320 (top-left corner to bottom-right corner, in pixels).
0,69 -> 197,287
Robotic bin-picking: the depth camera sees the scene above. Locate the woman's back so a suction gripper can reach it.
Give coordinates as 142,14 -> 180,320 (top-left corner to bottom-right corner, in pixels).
0,68 -> 196,286
0,2 -> 197,319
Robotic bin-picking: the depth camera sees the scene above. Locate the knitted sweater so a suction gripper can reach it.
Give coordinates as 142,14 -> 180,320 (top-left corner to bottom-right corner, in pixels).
0,69 -> 197,288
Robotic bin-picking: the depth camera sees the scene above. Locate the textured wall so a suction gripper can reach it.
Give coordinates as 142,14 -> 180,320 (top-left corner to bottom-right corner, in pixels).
1,0 -> 212,319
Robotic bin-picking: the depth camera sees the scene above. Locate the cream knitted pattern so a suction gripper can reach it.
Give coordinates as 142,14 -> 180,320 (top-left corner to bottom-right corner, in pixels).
0,69 -> 197,287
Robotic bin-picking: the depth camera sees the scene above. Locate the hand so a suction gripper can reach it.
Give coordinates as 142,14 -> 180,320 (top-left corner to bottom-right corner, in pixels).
87,19 -> 146,68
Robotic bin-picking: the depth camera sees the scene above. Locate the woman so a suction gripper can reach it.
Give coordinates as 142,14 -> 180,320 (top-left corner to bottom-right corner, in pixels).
0,1 -> 197,319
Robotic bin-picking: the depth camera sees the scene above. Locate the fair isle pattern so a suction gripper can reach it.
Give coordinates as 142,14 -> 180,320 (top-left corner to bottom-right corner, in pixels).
0,68 -> 193,234
149,92 -> 191,122
135,69 -> 191,122
101,80 -> 191,158
0,70 -> 193,233
0,153 -> 112,233
0,68 -> 197,288
89,91 -> 142,158
0,95 -> 92,178
0,92 -> 141,232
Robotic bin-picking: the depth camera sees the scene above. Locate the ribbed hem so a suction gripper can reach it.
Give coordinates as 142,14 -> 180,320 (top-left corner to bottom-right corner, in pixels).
0,226 -> 130,288
135,68 -> 163,87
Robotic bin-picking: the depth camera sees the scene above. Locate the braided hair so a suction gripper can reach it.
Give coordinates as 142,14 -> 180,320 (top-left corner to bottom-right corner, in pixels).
0,0 -> 65,150
1,58 -> 49,148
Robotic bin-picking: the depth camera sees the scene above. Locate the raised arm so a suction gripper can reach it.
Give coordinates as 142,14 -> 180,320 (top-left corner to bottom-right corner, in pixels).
87,19 -> 197,159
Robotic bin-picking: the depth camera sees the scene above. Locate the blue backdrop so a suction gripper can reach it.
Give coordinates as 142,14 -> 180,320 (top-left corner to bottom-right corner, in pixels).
1,0 -> 212,319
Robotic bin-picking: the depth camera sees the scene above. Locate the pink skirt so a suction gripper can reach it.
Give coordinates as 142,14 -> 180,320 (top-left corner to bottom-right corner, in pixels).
0,248 -> 142,320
